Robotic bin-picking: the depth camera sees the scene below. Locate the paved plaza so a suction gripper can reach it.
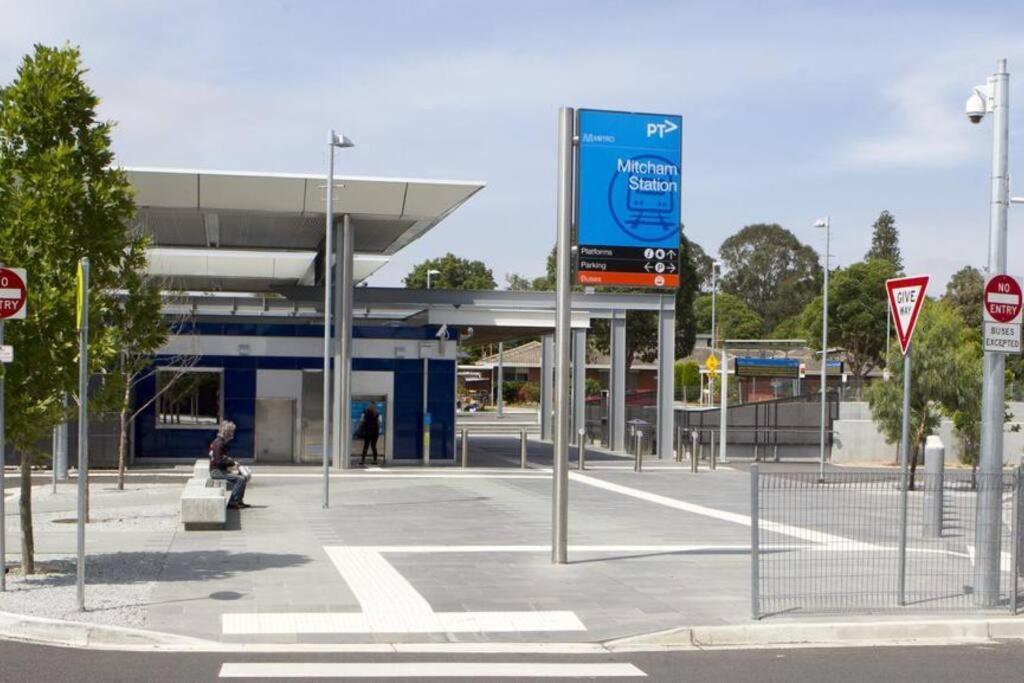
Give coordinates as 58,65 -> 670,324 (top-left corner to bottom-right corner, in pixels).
1,437 -> 1012,649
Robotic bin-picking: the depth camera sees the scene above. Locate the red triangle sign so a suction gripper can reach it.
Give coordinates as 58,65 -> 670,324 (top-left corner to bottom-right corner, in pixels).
886,275 -> 930,355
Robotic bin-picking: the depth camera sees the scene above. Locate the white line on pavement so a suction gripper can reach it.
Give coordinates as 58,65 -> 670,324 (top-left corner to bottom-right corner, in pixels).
222,547 -> 586,636
219,662 -> 646,678
567,471 -> 875,548
255,473 -> 546,479
345,544 -> 791,553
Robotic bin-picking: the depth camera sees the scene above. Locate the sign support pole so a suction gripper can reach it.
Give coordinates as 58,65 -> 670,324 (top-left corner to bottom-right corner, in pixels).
77,257 -> 89,611
0,263 -> 5,592
552,106 -> 573,565
322,131 -> 334,508
897,340 -> 911,606
977,59 -> 1010,608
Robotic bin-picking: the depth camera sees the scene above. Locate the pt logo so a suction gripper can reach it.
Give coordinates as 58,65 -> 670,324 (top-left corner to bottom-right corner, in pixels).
646,119 -> 679,138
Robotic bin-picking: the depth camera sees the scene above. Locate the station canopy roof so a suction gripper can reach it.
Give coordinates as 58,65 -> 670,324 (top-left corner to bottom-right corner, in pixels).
128,167 -> 485,290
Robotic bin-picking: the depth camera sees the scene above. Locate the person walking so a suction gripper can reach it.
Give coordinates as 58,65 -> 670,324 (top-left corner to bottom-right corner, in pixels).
208,420 -> 249,509
359,403 -> 382,466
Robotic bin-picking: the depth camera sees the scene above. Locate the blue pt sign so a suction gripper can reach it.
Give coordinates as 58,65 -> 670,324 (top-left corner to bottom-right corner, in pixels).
576,109 -> 682,288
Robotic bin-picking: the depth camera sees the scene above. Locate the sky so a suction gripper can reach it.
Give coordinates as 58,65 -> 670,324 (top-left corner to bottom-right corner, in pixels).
1,0 -> 1023,291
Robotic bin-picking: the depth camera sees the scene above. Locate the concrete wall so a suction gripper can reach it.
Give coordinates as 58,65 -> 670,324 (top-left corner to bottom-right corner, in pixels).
832,401 -> 1024,466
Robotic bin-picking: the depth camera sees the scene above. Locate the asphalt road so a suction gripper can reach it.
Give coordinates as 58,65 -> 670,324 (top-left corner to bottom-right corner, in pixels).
1,641 -> 1023,682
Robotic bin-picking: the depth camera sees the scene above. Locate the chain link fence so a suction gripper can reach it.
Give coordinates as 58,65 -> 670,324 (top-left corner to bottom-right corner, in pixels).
752,466 -> 1022,618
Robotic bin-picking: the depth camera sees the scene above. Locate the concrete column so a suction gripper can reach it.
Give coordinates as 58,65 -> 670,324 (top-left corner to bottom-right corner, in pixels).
609,310 -> 627,452
572,328 -> 586,445
657,294 -> 676,460
540,334 -> 554,441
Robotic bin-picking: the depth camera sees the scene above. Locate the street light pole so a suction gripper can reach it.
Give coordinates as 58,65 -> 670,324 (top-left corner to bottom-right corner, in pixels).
971,59 -> 1011,606
322,130 -> 354,509
815,217 -> 831,482
426,269 -> 441,290
710,261 -> 718,349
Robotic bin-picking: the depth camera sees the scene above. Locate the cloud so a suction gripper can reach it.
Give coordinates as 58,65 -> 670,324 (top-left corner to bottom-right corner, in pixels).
841,47 -> 1024,169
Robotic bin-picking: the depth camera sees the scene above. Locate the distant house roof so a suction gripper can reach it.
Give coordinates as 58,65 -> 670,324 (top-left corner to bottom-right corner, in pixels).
471,340 -> 657,371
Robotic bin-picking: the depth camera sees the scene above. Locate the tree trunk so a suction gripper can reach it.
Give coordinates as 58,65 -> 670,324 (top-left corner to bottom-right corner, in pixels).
18,451 -> 33,575
116,375 -> 131,491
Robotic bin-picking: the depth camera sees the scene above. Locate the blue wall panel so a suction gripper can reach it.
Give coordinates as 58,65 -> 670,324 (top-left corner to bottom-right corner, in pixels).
135,325 -> 456,460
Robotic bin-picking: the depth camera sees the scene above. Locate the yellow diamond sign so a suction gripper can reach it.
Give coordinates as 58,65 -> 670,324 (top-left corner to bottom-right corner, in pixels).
704,354 -> 719,374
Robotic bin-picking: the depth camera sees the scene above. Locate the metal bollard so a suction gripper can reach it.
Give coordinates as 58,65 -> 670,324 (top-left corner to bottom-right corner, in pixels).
675,427 -> 683,463
520,428 -> 528,469
577,428 -> 586,471
923,435 -> 944,537
690,430 -> 699,473
634,430 -> 643,472
710,430 -> 717,470
461,428 -> 469,468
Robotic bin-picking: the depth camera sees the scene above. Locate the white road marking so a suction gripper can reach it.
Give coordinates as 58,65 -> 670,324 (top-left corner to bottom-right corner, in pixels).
254,472 -> 545,479
346,544 -> 794,553
222,547 -> 585,635
219,662 -> 646,678
568,471 -> 875,548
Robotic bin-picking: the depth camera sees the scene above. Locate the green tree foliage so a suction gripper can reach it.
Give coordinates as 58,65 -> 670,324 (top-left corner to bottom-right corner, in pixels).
943,265 -> 984,332
718,223 -> 822,331
865,210 -> 903,271
404,253 -> 497,290
687,240 -> 715,292
770,314 -> 806,341
0,45 -> 139,572
866,300 -> 982,481
675,360 -> 700,401
584,377 -> 602,397
693,292 -> 763,340
800,259 -> 898,381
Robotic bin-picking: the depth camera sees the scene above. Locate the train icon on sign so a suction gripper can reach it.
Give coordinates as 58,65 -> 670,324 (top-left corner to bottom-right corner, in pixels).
608,154 -> 680,243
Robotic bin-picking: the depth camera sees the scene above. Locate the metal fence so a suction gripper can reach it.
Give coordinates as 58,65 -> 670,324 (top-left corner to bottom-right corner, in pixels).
677,392 -> 839,462
752,466 -> 1021,618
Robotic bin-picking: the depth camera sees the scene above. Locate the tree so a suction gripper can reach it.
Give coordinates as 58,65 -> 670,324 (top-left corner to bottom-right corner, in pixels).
865,299 -> 981,485
675,360 -> 700,401
718,223 -> 822,331
0,45 -> 139,573
687,240 -> 716,292
770,314 -> 806,340
865,210 -> 903,271
404,253 -> 496,289
799,259 -> 898,383
693,292 -> 764,340
944,265 -> 984,332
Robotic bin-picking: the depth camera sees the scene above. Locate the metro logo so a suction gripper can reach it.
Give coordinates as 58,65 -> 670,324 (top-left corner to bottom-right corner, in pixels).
646,119 -> 679,138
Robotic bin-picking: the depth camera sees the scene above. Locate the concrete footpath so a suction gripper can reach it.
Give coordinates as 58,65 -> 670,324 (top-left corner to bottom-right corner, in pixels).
0,438 -> 1021,653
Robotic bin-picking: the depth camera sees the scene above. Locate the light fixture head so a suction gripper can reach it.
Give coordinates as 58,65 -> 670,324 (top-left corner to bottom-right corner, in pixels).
330,132 -> 355,148
814,218 -> 828,229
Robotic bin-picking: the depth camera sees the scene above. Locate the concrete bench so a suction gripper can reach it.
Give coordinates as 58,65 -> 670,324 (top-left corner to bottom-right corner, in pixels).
180,460 -> 229,530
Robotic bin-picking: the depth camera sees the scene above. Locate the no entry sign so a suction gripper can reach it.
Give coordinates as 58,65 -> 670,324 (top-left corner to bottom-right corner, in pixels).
886,275 -> 929,355
984,274 -> 1023,324
0,268 -> 27,320
983,274 -> 1023,353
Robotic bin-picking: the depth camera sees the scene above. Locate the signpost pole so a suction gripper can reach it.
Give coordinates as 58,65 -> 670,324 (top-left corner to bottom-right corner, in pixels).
552,106 -> 573,565
897,340 -> 911,606
322,131 -> 334,508
0,263 -> 5,592
77,258 -> 89,611
977,59 -> 1010,608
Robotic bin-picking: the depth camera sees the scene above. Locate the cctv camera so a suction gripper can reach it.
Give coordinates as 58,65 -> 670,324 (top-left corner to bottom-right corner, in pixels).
965,91 -> 987,124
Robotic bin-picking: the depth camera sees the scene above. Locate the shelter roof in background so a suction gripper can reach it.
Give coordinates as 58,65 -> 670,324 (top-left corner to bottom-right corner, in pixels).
127,167 -> 484,290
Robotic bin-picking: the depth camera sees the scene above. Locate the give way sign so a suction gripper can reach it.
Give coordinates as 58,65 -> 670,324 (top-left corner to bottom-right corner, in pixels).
0,268 -> 27,320
886,275 -> 929,355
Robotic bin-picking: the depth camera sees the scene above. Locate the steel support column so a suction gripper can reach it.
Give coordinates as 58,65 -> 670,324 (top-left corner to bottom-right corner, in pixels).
540,334 -> 554,441
657,293 -> 676,460
332,214 -> 354,469
609,310 -> 627,452
572,328 -> 586,445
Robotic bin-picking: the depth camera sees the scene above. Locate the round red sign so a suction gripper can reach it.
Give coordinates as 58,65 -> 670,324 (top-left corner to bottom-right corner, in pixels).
985,274 -> 1022,324
0,268 -> 27,320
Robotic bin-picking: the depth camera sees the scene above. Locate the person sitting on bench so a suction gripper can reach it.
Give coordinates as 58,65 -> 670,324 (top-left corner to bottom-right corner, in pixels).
209,420 -> 249,509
